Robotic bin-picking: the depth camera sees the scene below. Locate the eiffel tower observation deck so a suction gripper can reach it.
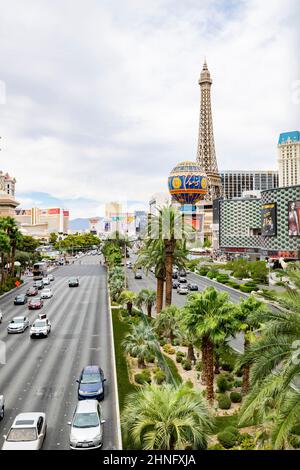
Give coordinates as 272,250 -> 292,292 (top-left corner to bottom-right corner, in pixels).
196,60 -> 223,200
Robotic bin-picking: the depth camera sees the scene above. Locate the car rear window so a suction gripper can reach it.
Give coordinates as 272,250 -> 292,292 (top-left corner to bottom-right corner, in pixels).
7,427 -> 37,442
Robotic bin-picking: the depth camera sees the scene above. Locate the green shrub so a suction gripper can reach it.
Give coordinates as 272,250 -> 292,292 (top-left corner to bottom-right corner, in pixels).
218,394 -> 231,410
172,339 -> 181,346
217,431 -> 236,449
291,424 -> 300,435
230,391 -> 242,403
176,351 -> 185,363
207,269 -> 219,279
235,368 -> 243,377
154,369 -> 166,385
239,284 -> 258,293
148,354 -> 155,363
227,280 -> 240,289
162,344 -> 176,355
185,379 -> 194,388
289,435 -> 300,449
159,338 -> 167,346
217,374 -> 231,392
240,435 -> 255,450
221,361 -> 234,372
134,369 -> 152,385
234,379 -> 243,387
182,359 -> 192,371
216,274 -> 229,284
209,443 -> 224,450
224,426 -> 240,437
199,266 -> 209,276
195,361 -> 203,372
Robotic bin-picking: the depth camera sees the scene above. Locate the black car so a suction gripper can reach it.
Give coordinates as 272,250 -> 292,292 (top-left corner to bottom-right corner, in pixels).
14,295 -> 27,305
178,276 -> 187,283
77,365 -> 106,401
188,283 -> 199,291
68,277 -> 79,287
172,280 -> 179,289
172,272 -> 178,279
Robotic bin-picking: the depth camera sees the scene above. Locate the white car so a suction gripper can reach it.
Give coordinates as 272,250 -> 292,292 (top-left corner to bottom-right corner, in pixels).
0,395 -> 4,420
48,274 -> 55,282
69,400 -> 105,450
177,285 -> 189,295
2,412 -> 47,450
7,316 -> 29,334
40,288 -> 53,299
0,310 -> 3,323
30,318 -> 51,338
42,277 -> 50,286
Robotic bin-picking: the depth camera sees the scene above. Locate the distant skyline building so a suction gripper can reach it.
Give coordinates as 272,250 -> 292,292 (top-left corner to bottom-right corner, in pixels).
196,60 -> 222,200
15,207 -> 69,239
278,131 -> 300,187
149,192 -> 171,216
220,170 -> 279,199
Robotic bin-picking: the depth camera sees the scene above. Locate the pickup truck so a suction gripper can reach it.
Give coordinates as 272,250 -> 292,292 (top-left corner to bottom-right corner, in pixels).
0,395 -> 4,420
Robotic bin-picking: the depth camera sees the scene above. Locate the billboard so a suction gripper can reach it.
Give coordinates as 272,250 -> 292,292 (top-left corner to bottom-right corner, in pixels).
288,201 -> 300,236
262,203 -> 277,236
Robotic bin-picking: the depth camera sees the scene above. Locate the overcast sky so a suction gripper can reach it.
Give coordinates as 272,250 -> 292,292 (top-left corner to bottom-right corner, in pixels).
0,0 -> 299,218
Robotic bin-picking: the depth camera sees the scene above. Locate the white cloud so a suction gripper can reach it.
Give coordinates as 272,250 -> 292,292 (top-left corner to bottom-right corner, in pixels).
0,0 -> 298,213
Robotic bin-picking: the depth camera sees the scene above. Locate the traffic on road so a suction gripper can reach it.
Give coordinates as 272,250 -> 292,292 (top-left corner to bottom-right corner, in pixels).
0,254 -> 119,450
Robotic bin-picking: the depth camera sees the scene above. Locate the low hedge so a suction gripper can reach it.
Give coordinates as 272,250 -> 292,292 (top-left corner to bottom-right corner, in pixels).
218,394 -> 231,410
182,359 -> 192,371
230,391 -> 242,403
217,430 -> 236,449
154,369 -> 166,385
217,374 -> 231,393
162,344 -> 176,355
134,369 -> 152,385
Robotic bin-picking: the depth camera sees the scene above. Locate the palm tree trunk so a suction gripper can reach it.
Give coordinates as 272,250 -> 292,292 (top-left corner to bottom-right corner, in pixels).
1,253 -> 4,285
187,343 -> 196,362
242,365 -> 250,395
206,339 -> 214,404
201,338 -> 208,384
127,301 -> 133,315
11,243 -> 16,277
164,240 -> 175,306
242,337 -> 250,395
138,357 -> 146,369
147,304 -> 152,318
156,275 -> 164,314
214,353 -> 221,374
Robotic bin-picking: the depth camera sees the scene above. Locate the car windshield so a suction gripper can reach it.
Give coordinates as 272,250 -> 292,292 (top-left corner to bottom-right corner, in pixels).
33,321 -> 46,327
16,296 -> 23,300
73,412 -> 99,428
7,427 -> 37,442
12,318 -> 24,324
81,373 -> 100,384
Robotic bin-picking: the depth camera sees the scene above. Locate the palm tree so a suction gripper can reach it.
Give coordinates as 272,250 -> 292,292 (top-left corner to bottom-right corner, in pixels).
136,289 -> 156,318
135,238 -> 166,314
122,322 -> 159,369
0,230 -> 10,285
182,287 -> 239,403
118,290 -> 137,315
236,295 -> 267,395
176,309 -> 198,363
154,305 -> 180,343
150,206 -> 191,306
238,303 -> 300,448
122,383 -> 214,449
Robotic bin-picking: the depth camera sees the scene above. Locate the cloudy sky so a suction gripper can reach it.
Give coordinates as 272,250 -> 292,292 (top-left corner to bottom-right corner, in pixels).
0,0 -> 299,219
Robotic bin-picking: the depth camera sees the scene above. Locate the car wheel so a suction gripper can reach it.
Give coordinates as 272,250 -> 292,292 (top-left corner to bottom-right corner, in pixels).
0,406 -> 4,420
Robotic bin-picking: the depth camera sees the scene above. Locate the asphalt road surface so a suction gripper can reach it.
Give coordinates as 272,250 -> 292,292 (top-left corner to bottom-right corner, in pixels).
0,255 -> 119,450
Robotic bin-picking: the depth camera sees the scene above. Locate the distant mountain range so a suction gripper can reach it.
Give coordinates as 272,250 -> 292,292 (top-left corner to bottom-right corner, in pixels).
69,218 -> 90,231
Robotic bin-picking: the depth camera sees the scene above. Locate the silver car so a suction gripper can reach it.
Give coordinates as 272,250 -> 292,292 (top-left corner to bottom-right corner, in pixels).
69,400 -> 105,450
7,316 -> 29,334
40,288 -> 53,299
2,412 -> 47,450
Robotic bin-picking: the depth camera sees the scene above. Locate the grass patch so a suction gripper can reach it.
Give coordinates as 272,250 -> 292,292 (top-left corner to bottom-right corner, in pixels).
111,308 -> 136,412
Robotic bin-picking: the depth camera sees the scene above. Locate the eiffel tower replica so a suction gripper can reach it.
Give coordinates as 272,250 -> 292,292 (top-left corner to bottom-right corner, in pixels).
196,60 -> 222,200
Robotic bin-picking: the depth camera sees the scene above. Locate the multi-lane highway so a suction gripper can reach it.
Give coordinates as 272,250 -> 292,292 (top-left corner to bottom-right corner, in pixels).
0,255 -> 119,450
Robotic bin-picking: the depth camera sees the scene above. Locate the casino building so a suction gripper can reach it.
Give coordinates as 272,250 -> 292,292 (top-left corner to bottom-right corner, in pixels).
216,185 -> 300,260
